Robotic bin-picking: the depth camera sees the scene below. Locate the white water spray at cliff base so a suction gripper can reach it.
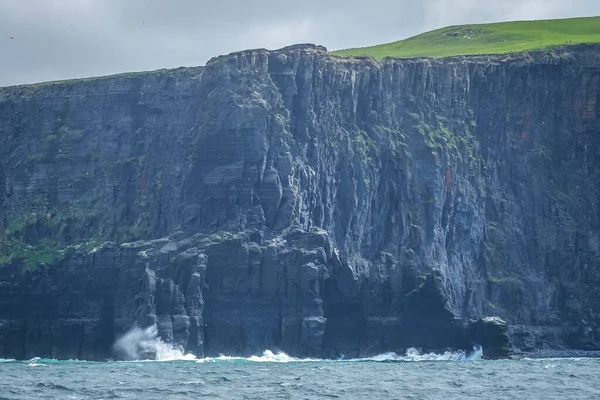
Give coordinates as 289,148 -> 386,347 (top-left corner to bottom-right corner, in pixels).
113,325 -> 196,361
113,325 -> 483,362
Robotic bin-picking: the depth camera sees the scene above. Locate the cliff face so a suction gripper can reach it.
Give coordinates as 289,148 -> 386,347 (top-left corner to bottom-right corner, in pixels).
0,44 -> 599,360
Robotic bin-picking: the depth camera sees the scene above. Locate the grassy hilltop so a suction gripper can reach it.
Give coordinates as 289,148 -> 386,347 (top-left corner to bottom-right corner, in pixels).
332,16 -> 600,59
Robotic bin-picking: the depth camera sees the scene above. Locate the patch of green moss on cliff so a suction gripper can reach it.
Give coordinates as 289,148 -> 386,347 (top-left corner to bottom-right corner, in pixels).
353,130 -> 378,163
8,204 -> 98,238
22,125 -> 86,167
7,212 -> 39,236
0,238 -> 65,269
0,237 -> 104,270
1,201 -> 103,269
415,118 -> 479,163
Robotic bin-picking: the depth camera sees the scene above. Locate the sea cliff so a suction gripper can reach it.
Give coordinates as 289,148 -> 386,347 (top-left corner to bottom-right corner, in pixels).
0,44 -> 599,360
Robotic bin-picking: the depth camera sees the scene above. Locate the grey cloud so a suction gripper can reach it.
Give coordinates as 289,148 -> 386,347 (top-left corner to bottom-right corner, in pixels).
0,0 -> 599,86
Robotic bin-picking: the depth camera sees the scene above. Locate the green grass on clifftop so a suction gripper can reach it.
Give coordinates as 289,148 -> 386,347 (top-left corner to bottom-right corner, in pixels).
332,16 -> 600,59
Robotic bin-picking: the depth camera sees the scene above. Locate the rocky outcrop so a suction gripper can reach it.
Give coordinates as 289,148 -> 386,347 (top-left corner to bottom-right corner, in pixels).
467,317 -> 510,359
0,44 -> 599,360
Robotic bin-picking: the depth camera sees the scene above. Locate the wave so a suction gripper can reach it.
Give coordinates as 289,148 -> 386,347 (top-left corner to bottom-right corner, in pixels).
522,357 -> 591,362
6,345 -> 482,365
249,350 -> 321,363
27,357 -> 47,367
0,358 -> 16,363
153,340 -> 197,361
359,346 -> 483,362
26,357 -> 88,366
193,347 -> 482,364
195,350 -> 320,364
112,322 -> 485,363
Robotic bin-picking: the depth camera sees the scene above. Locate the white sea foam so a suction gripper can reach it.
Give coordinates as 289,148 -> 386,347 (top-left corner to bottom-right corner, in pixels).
154,340 -> 197,361
193,347 -> 482,364
12,347 -> 484,364
363,346 -> 483,362
194,350 -> 319,364
195,355 -> 242,363
27,357 -> 47,367
0,358 -> 16,363
248,350 -> 292,363
248,350 -> 320,363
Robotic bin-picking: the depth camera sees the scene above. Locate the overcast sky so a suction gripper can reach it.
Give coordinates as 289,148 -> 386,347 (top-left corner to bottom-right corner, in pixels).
1,0 -> 599,86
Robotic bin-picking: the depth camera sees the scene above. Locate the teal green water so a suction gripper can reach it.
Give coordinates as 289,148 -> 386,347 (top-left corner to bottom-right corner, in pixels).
1,355 -> 599,399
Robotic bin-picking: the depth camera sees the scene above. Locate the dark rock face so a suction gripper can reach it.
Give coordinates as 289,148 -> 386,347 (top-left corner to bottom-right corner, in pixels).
0,44 -> 599,360
467,317 -> 510,359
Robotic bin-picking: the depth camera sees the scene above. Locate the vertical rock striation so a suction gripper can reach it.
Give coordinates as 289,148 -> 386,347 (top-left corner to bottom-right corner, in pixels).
0,44 -> 599,360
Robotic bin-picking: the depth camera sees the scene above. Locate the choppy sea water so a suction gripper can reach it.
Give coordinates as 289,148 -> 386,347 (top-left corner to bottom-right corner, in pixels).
2,350 -> 600,400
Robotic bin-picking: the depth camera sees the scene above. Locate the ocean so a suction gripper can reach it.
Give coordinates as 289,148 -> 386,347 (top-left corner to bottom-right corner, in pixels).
1,349 -> 599,399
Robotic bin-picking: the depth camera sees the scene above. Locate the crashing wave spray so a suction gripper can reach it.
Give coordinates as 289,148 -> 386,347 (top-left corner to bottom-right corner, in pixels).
364,346 -> 483,362
113,325 -> 196,361
195,350 -> 320,363
194,347 -> 483,364
112,325 -> 484,363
